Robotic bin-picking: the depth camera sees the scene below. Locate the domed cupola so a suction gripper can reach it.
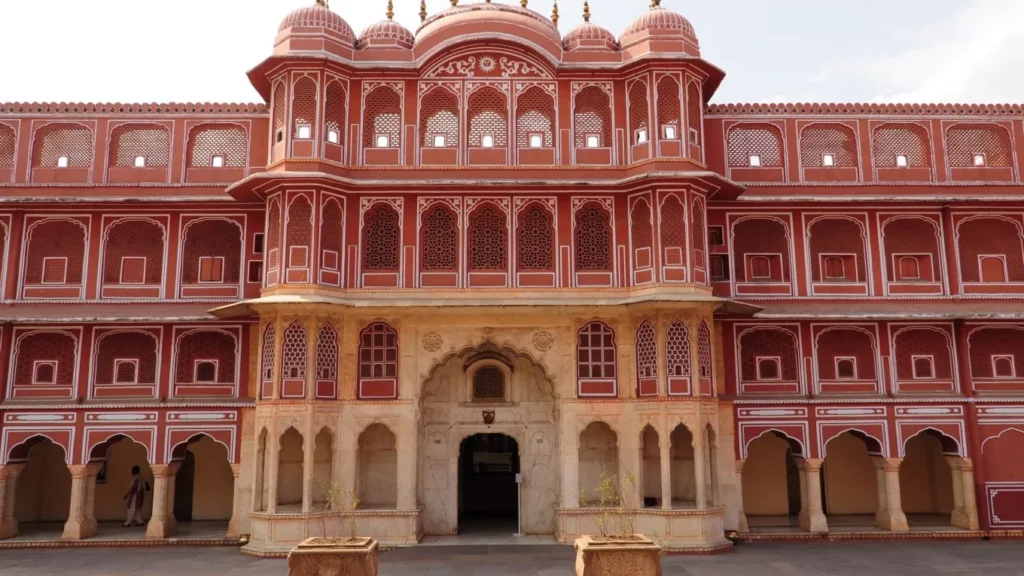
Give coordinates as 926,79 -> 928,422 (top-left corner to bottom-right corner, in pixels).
414,1 -> 563,60
359,0 -> 415,49
563,1 -> 618,52
275,0 -> 357,56
620,0 -> 699,56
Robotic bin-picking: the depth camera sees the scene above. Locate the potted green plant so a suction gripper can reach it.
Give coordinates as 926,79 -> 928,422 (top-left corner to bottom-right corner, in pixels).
575,473 -> 662,576
287,479 -> 378,576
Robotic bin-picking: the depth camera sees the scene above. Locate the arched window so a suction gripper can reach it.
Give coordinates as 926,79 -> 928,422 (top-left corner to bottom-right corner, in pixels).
757,358 -> 781,381
323,80 -> 347,147
363,86 -> 402,149
516,202 -> 554,272
286,195 -> 313,273
468,203 -> 507,272
102,218 -> 164,287
727,124 -> 784,168
836,358 -> 857,379
468,87 -> 508,148
472,366 -> 505,402
898,256 -> 921,280
635,321 -> 657,396
272,82 -> 287,144
420,87 -> 459,148
577,321 -> 617,397
0,123 -> 15,169
516,87 -> 554,149
872,123 -> 930,168
628,81 -> 650,145
260,323 -> 275,398
656,77 -> 681,140
666,320 -> 690,379
187,124 -> 246,168
32,123 -> 93,168
109,124 -> 170,168
292,77 -> 318,139
697,321 -> 713,380
174,329 -> 236,393
361,203 -> 400,271
319,198 -> 344,285
749,255 -> 771,279
358,322 -> 398,399
420,204 -> 458,271
316,322 -> 339,399
824,256 -> 846,279
574,203 -> 612,271
912,356 -> 935,379
945,124 -> 1013,168
25,218 -> 87,288
266,198 -> 282,284
686,82 -> 702,147
181,219 -> 242,290
630,199 -> 653,271
800,124 -> 858,168
574,86 -> 612,149
282,321 -> 307,381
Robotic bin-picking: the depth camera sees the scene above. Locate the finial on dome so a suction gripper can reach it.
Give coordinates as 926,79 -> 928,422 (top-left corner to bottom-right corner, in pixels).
551,0 -> 559,27
650,0 -> 661,8
420,0 -> 428,22
315,0 -> 329,7
583,0 -> 591,22
450,0 -> 458,6
521,0 -> 528,7
386,0 -> 394,20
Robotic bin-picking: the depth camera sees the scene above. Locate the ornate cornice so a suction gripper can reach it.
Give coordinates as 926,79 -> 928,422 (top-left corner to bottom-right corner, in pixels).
0,102 -> 267,115
707,102 -> 1024,117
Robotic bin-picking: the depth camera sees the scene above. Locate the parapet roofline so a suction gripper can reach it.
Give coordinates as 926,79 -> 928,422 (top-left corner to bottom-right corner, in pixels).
706,102 -> 1024,116
0,102 -> 268,115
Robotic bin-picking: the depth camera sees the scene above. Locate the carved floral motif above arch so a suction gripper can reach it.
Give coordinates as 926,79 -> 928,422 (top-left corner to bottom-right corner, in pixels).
424,51 -> 553,79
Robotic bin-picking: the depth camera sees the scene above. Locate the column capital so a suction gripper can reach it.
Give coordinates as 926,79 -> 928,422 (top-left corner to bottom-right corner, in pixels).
150,463 -> 181,477
0,464 -> 25,479
735,459 -> 745,472
68,464 -> 98,479
230,463 -> 242,477
872,457 -> 902,473
797,458 -> 823,472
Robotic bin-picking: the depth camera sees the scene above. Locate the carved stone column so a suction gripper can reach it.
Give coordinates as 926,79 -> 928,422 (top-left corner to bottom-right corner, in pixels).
796,458 -> 827,533
267,426 -> 281,514
0,464 -> 25,539
272,315 -> 285,400
688,317 -> 701,398
659,417 -> 672,510
62,464 -> 99,540
692,417 -> 706,509
227,463 -> 243,537
735,459 -> 749,532
873,457 -> 909,532
947,457 -> 979,530
302,419 -> 314,514
147,463 -> 181,539
397,418 -> 418,510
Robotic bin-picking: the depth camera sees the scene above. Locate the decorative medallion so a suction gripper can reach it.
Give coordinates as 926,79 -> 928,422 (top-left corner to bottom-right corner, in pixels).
422,332 -> 443,352
533,331 -> 554,352
482,410 -> 496,425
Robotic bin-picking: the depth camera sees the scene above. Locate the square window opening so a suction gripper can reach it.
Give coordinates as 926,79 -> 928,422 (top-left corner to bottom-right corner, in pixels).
253,233 -> 265,255
327,129 -> 341,144
708,226 -> 725,246
689,128 -> 700,145
247,260 -> 264,284
211,155 -> 226,168
757,357 -> 781,381
896,154 -> 909,168
710,254 -> 729,281
912,356 -> 935,380
432,134 -> 446,148
376,135 -> 390,148
635,129 -> 648,144
133,155 -> 147,168
481,134 -> 495,148
993,355 -> 1016,378
296,125 -> 312,139
56,155 -> 69,168
822,153 -> 836,167
276,130 -> 285,144
32,361 -> 57,385
199,256 -> 225,283
974,154 -> 987,167
748,154 -> 762,167
529,134 -> 544,148
586,135 -> 600,149
113,359 -> 139,384
663,125 -> 677,140
835,357 -> 857,380
194,360 -> 218,383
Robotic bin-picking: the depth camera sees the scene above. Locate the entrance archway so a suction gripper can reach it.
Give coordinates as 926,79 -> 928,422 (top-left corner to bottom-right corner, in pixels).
12,438 -> 71,535
743,431 -> 802,528
458,433 -> 520,534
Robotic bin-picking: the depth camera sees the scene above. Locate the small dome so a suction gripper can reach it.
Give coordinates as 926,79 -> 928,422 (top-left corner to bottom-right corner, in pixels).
621,6 -> 699,49
359,19 -> 415,49
277,3 -> 356,44
416,2 -> 561,47
563,22 -> 618,52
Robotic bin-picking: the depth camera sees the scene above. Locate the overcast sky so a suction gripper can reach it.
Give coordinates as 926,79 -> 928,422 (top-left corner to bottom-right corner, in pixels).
1,0 -> 1022,104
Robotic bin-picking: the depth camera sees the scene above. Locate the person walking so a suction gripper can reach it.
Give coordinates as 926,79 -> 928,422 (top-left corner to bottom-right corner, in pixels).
123,465 -> 148,527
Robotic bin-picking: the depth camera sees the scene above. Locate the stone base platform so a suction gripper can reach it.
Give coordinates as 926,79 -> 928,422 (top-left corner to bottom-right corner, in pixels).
0,521 -> 237,549
556,507 -> 732,553
244,508 -> 423,557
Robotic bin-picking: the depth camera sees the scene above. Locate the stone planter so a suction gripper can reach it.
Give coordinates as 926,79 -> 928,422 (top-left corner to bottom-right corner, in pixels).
287,537 -> 379,576
574,534 -> 663,576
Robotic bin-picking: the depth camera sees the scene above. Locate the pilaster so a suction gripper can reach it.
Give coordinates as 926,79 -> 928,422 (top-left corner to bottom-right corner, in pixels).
0,464 -> 25,539
796,458 -> 827,533
62,464 -> 99,540
146,463 -> 180,539
872,457 -> 909,532
735,459 -> 749,532
692,415 -> 706,509
227,463 -> 243,537
659,416 -> 671,510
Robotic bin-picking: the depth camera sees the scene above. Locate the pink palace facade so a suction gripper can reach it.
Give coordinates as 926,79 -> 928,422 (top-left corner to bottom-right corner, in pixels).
0,0 -> 1022,554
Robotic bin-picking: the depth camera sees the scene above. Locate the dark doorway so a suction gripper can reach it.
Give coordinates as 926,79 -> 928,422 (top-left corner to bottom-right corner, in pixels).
173,450 -> 196,521
458,433 -> 519,534
785,448 -> 801,516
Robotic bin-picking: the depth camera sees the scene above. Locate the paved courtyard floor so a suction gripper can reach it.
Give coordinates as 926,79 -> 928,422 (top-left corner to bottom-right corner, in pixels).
1,540 -> 1023,575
